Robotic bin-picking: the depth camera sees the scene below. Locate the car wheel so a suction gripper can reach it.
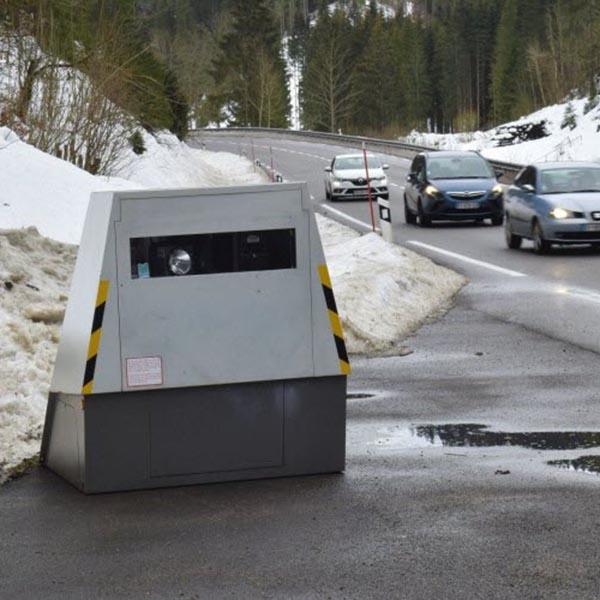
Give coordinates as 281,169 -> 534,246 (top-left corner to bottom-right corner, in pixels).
404,196 -> 417,225
504,215 -> 522,249
417,200 -> 431,227
325,187 -> 331,201
532,220 -> 551,254
491,214 -> 504,226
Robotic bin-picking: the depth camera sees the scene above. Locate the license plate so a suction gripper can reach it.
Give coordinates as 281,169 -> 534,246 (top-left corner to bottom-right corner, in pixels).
456,201 -> 479,210
586,222 -> 600,231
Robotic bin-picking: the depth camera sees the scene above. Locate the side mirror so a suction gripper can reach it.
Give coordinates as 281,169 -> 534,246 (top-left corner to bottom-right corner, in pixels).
382,164 -> 390,170
522,184 -> 535,193
324,166 -> 332,173
407,173 -> 417,183
495,170 -> 504,179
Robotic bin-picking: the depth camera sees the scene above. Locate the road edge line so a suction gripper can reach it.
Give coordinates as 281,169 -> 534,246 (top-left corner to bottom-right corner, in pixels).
406,240 -> 527,278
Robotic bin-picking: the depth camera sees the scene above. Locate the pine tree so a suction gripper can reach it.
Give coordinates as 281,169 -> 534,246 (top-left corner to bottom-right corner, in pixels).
352,17 -> 399,134
490,0 -> 521,122
211,0 -> 290,127
397,18 -> 432,129
301,8 -> 356,132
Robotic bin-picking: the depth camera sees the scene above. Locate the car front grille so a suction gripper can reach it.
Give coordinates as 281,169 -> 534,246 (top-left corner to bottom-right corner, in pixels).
555,231 -> 600,241
448,192 -> 486,201
442,206 -> 490,215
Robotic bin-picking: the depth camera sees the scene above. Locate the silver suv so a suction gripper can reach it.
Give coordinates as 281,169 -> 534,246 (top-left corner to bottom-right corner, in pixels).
324,153 -> 389,201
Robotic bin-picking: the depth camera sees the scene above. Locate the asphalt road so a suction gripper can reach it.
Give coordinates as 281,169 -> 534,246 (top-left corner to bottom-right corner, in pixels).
2,133 -> 600,599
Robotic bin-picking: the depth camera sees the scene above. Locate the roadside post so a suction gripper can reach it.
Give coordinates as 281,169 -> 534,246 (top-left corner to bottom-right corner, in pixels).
377,196 -> 393,242
41,183 -> 349,494
362,142 -> 376,232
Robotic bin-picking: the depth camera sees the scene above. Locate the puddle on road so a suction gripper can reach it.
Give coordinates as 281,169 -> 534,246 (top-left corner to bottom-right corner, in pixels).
375,423 -> 600,451
414,424 -> 600,450
347,392 -> 377,400
548,456 -> 600,475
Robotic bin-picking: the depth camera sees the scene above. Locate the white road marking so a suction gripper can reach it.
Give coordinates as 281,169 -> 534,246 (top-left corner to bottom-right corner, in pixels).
406,241 -> 527,278
556,286 -> 600,306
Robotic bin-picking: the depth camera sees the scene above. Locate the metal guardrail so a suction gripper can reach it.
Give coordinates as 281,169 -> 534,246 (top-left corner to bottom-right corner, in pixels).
190,127 -> 524,182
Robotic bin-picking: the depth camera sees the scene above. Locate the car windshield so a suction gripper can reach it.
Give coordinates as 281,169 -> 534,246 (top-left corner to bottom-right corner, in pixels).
334,156 -> 381,170
540,168 -> 600,194
427,155 -> 494,180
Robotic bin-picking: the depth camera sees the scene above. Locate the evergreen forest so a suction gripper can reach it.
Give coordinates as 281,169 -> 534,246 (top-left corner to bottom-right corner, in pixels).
2,0 -> 600,142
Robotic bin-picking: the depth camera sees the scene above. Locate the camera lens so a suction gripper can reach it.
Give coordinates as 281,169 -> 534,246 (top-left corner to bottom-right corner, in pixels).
168,249 -> 192,276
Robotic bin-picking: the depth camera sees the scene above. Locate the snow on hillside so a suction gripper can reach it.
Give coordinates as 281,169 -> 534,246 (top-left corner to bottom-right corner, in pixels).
113,130 -> 264,190
0,127 -> 139,244
309,1 -> 397,26
405,97 -> 600,166
0,127 -> 264,244
283,36 -> 301,131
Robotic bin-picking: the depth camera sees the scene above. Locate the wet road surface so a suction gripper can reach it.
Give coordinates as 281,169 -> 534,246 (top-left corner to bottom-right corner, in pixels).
2,134 -> 600,598
2,298 -> 600,599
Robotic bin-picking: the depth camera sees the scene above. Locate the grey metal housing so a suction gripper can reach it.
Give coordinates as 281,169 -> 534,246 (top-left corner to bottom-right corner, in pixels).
42,183 -> 349,493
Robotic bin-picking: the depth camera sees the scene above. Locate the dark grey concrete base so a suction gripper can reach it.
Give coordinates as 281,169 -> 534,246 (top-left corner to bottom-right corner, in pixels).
41,376 -> 346,494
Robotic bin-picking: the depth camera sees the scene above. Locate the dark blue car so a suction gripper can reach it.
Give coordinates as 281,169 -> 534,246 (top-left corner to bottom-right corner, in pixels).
404,151 -> 504,227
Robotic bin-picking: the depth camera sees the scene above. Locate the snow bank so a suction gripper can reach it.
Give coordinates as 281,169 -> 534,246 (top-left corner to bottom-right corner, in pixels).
405,97 -> 600,165
0,228 -> 74,482
0,128 -> 264,244
113,130 -> 264,189
0,126 -> 139,244
317,215 -> 466,354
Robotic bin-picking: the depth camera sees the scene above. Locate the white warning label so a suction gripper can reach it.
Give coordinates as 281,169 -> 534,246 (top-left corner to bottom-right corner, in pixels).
126,356 -> 163,387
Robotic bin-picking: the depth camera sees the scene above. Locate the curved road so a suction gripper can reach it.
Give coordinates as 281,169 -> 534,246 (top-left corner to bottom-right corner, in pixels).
193,133 -> 600,355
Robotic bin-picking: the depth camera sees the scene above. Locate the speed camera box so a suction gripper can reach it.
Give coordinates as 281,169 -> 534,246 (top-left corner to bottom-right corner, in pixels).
41,183 -> 349,493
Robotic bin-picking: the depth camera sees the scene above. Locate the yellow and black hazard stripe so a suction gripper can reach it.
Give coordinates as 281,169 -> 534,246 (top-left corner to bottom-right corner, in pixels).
318,265 -> 351,375
82,280 -> 110,395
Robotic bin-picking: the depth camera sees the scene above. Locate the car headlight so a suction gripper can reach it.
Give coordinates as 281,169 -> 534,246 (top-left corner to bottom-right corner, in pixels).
549,207 -> 576,219
425,185 -> 441,197
333,178 -> 343,187
490,184 -> 503,197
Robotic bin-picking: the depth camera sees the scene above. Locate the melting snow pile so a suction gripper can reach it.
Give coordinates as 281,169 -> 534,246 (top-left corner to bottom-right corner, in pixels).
317,215 -> 466,354
405,97 -> 600,165
0,229 -> 75,482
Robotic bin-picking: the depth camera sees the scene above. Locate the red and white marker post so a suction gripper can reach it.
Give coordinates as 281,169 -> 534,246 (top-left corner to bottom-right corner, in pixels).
362,142 -> 376,232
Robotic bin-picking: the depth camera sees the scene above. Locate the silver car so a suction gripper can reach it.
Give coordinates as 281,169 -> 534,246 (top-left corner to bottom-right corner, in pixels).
504,162 -> 600,253
324,153 -> 389,201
